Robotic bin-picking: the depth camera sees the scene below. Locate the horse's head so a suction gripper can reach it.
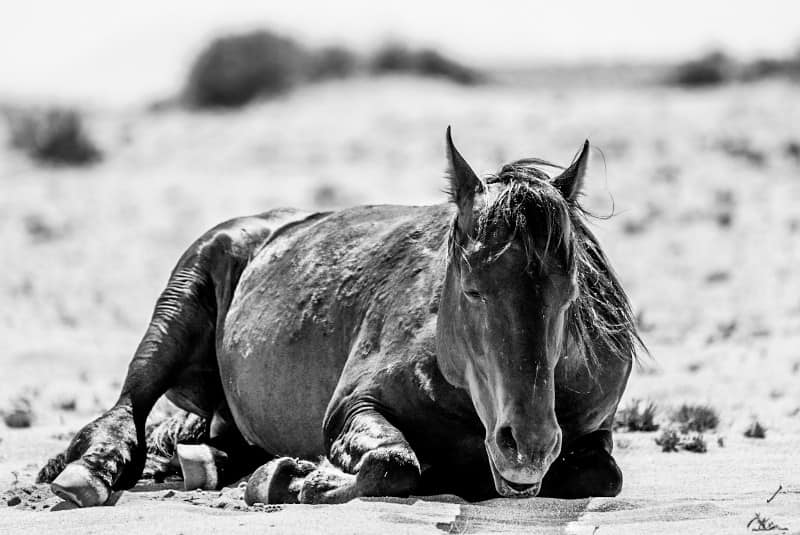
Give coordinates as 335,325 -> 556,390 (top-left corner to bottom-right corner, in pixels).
436,128 -> 590,497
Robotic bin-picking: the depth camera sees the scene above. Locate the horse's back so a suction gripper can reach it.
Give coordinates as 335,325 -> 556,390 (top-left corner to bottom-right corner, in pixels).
218,204 -> 452,457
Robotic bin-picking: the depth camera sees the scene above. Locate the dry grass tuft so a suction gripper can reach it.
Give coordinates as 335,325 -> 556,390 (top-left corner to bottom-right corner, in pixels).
615,399 -> 660,432
744,421 -> 767,439
671,404 -> 719,433
655,428 -> 709,453
746,512 -> 787,531
681,434 -> 708,453
655,429 -> 681,452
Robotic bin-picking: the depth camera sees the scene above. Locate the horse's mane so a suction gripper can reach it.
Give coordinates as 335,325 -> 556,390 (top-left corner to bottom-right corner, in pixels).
447,158 -> 646,370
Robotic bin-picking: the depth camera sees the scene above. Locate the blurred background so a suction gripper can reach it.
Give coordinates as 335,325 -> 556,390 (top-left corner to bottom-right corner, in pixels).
1,0 -> 800,470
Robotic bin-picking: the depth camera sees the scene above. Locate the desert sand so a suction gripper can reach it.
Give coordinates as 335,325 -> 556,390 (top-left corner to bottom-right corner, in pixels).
2,77 -> 799,533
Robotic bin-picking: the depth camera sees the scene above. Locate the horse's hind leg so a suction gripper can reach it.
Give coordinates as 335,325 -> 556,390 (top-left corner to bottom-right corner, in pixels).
46,218 -> 273,507
170,404 -> 272,490
244,409 -> 421,505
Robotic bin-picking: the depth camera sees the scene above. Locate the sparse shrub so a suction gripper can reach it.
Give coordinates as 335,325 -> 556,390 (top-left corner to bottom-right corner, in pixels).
310,46 -> 359,80
5,107 -> 101,165
370,44 -> 483,85
184,30 -> 312,108
671,404 -> 719,433
747,512 -> 787,531
784,140 -> 800,164
615,399 -> 659,432
23,213 -> 67,243
716,137 -> 766,167
741,53 -> 800,81
655,429 -> 680,452
668,51 -> 734,88
744,420 -> 766,439
311,183 -> 340,207
181,30 -> 485,108
2,397 -> 34,428
682,434 -> 707,453
54,397 -> 77,411
656,428 -> 709,453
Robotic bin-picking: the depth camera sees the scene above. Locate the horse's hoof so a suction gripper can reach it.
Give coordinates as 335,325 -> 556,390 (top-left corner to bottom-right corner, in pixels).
51,463 -> 110,507
176,444 -> 229,491
245,457 -> 313,505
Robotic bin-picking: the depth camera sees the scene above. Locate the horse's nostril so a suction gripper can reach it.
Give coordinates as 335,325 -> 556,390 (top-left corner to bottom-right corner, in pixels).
496,425 -> 518,455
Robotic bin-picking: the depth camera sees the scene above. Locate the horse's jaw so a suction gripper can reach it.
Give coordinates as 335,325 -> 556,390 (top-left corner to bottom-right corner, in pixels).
485,446 -> 544,498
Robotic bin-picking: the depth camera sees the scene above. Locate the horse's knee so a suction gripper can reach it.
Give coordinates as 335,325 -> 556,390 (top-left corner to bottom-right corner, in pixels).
540,444 -> 622,499
355,448 -> 421,497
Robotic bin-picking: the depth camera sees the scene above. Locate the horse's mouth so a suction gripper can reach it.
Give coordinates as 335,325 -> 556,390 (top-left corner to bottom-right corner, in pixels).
487,455 -> 542,498
498,477 -> 540,497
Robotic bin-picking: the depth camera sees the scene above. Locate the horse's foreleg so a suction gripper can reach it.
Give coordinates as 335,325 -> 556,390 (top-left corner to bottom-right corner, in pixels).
244,410 -> 421,505
48,261 -> 218,507
538,428 -> 622,498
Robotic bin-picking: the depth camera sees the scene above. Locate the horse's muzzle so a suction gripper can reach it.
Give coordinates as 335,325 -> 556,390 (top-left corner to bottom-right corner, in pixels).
486,453 -> 545,498
485,424 -> 562,497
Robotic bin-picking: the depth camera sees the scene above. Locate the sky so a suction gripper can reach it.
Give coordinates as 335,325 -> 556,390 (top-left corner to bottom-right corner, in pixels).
0,0 -> 798,105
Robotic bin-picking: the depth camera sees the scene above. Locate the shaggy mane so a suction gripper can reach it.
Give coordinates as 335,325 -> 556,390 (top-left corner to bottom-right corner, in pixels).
447,158 -> 645,369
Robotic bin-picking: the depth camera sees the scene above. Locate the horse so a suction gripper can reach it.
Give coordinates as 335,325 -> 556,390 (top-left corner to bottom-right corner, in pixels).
39,128 -> 643,507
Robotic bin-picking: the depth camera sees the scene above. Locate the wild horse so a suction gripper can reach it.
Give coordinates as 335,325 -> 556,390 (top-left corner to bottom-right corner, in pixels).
40,128 -> 642,506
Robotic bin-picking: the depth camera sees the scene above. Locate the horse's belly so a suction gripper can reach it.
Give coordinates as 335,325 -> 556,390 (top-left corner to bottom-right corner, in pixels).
218,303 -> 346,457
216,203 -> 450,458
218,262 -> 354,457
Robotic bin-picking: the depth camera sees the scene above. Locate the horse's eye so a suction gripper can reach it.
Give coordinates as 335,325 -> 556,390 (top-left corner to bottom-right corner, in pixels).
464,290 -> 483,301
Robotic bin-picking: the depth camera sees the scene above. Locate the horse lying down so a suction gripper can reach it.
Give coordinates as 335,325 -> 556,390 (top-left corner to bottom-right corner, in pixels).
39,128 -> 643,507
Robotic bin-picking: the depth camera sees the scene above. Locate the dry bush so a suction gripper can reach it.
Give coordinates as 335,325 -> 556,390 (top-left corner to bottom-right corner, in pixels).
655,429 -> 680,452
5,107 -> 101,165
668,51 -> 734,88
310,46 -> 359,80
668,48 -> 800,88
681,434 -> 708,453
744,420 -> 766,439
2,397 -> 34,429
716,137 -> 767,167
184,30 -> 311,108
655,428 -> 708,453
370,44 -> 484,85
615,399 -> 659,432
182,30 -> 485,109
783,140 -> 800,164
671,404 -> 719,433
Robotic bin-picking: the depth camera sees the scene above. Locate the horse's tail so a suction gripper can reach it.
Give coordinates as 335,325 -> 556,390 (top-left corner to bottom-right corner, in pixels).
36,410 -> 209,484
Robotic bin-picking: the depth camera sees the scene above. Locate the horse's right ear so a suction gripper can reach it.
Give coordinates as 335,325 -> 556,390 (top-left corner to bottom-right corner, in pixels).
445,126 -> 482,235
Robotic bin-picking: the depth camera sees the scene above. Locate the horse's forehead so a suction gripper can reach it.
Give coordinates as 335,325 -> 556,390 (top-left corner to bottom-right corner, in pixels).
465,239 -> 526,271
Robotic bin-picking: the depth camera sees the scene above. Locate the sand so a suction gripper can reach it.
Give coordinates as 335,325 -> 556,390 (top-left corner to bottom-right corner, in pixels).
2,77 -> 799,533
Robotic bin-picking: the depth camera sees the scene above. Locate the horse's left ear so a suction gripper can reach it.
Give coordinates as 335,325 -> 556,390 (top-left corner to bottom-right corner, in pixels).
553,140 -> 590,202
445,126 -> 483,234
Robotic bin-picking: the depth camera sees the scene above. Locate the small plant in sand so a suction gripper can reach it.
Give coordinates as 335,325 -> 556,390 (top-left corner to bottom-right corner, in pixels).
655,429 -> 681,452
614,399 -> 659,432
655,428 -> 709,453
54,396 -> 77,411
746,512 -> 787,531
744,420 -> 767,439
671,403 -> 719,433
681,434 -> 707,453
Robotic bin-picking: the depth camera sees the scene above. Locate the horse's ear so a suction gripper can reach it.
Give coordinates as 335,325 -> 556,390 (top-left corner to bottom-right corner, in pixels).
445,126 -> 482,234
553,140 -> 590,202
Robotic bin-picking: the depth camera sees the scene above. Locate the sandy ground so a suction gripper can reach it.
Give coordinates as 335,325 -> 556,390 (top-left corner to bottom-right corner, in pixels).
2,77 -> 800,533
